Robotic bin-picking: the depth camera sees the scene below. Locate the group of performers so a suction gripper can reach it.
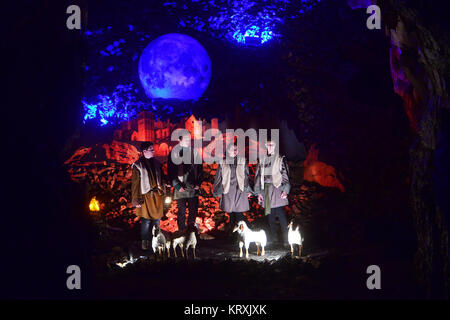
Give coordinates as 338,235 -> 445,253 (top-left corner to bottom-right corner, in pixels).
131,131 -> 291,251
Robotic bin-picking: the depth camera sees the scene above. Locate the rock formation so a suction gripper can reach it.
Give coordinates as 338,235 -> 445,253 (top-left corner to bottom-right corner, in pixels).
348,0 -> 450,298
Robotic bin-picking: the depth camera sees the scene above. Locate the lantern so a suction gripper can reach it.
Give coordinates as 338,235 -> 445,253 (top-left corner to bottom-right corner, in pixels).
89,196 -> 100,212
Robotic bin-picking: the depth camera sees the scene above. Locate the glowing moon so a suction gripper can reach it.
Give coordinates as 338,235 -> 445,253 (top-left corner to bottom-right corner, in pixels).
138,33 -> 212,100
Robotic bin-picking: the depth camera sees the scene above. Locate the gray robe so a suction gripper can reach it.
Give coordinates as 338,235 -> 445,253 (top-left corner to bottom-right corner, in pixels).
254,155 -> 290,209
213,160 -> 252,213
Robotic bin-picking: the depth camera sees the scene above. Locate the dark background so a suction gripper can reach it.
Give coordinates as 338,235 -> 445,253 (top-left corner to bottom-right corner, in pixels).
4,0 -> 88,298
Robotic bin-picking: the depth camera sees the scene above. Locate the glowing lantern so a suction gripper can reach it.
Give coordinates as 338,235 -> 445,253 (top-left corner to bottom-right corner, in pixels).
89,196 -> 100,212
164,196 -> 172,205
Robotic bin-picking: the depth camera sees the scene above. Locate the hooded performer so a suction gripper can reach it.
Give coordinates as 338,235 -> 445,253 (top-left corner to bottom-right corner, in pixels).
167,131 -> 203,231
213,142 -> 253,235
131,142 -> 166,250
254,139 -> 291,247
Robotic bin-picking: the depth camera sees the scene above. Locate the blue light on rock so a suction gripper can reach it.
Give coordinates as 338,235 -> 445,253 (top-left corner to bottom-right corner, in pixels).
232,25 -> 274,45
82,84 -> 146,126
170,0 -> 323,45
138,33 -> 212,100
81,0 -> 324,127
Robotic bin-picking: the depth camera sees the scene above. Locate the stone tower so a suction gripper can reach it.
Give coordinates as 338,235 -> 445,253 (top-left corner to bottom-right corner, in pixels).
137,111 -> 155,142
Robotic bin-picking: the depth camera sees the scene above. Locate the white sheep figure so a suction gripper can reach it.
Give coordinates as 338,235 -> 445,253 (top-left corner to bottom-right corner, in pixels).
151,224 -> 166,258
233,221 -> 267,259
166,223 -> 199,259
184,223 -> 199,259
287,221 -> 304,257
164,238 -> 173,258
171,233 -> 186,258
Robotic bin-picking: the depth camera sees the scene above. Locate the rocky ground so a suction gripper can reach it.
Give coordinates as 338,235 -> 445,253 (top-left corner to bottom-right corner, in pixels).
89,228 -> 424,300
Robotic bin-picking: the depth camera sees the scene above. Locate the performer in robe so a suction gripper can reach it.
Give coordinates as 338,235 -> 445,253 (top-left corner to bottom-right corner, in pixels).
213,142 -> 253,236
254,139 -> 291,248
167,131 -> 203,231
131,142 -> 166,250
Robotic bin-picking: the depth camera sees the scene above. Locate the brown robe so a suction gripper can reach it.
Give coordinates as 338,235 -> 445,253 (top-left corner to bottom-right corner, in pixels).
131,157 -> 164,220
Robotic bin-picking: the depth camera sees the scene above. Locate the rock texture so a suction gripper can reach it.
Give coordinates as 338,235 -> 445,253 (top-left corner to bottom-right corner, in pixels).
303,144 -> 346,192
349,0 -> 450,298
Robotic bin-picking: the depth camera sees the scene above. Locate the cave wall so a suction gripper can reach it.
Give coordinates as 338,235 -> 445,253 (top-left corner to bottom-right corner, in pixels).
349,0 -> 450,298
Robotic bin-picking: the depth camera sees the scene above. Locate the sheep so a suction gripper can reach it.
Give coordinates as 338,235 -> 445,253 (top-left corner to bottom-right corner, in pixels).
151,224 -> 167,258
287,221 -> 304,257
233,221 -> 267,259
164,223 -> 199,259
184,223 -> 199,259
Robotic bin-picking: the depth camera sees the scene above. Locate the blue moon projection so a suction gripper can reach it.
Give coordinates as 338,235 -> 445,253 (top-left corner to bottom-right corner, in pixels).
138,33 -> 212,100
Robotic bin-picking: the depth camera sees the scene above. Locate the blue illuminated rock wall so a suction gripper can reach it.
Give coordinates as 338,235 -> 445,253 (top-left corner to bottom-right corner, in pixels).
81,0 -> 324,127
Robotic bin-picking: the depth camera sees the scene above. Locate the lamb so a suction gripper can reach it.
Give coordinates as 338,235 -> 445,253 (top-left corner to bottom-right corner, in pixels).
233,221 -> 267,259
160,230 -> 175,258
165,223 -> 199,259
287,221 -> 304,257
184,223 -> 199,259
151,224 -> 167,258
170,230 -> 186,258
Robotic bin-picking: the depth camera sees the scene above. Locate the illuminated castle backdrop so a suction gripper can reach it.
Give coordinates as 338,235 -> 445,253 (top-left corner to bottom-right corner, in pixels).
113,111 -> 219,156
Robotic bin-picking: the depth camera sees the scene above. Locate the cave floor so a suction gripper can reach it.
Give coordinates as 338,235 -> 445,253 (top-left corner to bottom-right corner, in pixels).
90,234 -> 424,300
130,236 -> 303,262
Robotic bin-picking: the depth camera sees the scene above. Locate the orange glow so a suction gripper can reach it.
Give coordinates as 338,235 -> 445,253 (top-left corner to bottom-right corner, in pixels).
303,144 -> 345,192
89,197 -> 101,212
